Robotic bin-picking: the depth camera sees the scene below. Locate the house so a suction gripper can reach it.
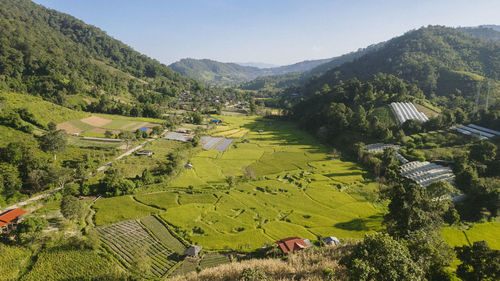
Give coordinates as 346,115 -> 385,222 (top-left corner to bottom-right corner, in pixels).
276,237 -> 310,254
185,245 -> 202,257
0,208 -> 27,234
323,236 -> 340,246
257,130 -> 264,133
136,150 -> 153,156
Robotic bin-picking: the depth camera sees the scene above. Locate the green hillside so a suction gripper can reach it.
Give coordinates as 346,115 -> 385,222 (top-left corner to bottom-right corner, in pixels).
0,0 -> 204,112
304,26 -> 500,99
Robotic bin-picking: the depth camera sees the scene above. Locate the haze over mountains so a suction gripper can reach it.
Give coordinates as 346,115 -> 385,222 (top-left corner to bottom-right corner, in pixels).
169,25 -> 500,94
168,57 -> 334,86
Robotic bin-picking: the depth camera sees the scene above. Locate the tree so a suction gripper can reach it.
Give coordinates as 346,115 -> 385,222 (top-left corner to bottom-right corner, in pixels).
16,217 -> 48,243
469,141 -> 497,164
384,183 -> 445,238
455,241 -> 500,281
151,126 -> 163,137
191,112 -> 203,125
39,129 -> 67,160
340,233 -> 424,281
119,131 -> 136,149
104,130 -> 113,138
60,195 -> 86,221
141,169 -> 154,185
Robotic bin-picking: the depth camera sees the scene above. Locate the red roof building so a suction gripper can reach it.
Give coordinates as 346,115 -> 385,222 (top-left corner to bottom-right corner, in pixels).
276,237 -> 308,254
0,208 -> 27,230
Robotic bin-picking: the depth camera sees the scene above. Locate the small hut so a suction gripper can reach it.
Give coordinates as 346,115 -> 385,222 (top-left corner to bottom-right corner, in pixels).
185,245 -> 202,257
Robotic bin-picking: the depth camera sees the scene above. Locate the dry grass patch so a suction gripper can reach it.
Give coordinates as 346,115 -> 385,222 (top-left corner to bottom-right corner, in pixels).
56,122 -> 82,134
80,116 -> 112,127
168,245 -> 351,281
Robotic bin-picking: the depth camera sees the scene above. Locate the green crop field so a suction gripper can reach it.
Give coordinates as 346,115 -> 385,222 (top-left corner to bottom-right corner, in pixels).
93,196 -> 161,226
0,245 -> 32,281
442,222 -> 500,250
93,115 -> 385,251
20,249 -> 123,281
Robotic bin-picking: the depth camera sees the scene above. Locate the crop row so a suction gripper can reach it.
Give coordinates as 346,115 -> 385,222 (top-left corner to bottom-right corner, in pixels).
97,220 -> 176,277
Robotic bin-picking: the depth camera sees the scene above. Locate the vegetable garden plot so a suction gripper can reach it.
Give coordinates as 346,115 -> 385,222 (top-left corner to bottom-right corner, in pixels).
164,132 -> 193,142
202,136 -> 223,149
97,220 -> 176,278
213,138 -> 234,151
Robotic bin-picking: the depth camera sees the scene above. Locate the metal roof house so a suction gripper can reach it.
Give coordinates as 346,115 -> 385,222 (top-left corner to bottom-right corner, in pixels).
0,208 -> 27,233
323,236 -> 340,246
276,237 -> 310,254
185,245 -> 202,257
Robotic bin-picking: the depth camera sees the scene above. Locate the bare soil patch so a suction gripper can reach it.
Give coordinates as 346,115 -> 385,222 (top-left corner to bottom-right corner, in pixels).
90,128 -> 121,135
80,116 -> 113,127
57,122 -> 82,134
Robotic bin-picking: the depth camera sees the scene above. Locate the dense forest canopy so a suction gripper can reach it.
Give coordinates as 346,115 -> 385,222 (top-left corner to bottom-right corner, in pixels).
302,26 -> 500,99
0,0 -> 208,114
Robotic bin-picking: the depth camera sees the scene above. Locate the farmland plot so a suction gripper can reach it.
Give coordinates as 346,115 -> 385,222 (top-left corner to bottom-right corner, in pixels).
95,115 -> 385,251
97,220 -> 177,278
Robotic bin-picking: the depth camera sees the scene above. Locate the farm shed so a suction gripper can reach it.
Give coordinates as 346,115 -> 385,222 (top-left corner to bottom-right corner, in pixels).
323,236 -> 340,246
136,150 -> 153,156
0,208 -> 27,233
276,237 -> 310,254
211,119 -> 222,124
185,245 -> 202,257
184,163 -> 194,169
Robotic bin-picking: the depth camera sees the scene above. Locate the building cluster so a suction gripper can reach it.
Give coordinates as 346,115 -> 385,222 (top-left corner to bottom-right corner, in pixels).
453,124 -> 500,140
399,161 -> 455,187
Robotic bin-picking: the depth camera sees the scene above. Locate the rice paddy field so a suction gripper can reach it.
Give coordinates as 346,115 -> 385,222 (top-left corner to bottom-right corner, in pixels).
442,221 -> 500,250
93,115 -> 385,251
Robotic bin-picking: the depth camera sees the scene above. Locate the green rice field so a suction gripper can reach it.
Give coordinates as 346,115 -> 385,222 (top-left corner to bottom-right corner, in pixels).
93,115 -> 385,251
442,221 -> 500,250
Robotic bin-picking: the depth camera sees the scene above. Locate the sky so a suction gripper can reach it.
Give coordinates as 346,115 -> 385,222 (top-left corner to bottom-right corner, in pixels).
32,0 -> 500,66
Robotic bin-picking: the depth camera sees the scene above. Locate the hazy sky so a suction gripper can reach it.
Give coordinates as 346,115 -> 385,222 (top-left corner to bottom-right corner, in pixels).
33,0 -> 500,66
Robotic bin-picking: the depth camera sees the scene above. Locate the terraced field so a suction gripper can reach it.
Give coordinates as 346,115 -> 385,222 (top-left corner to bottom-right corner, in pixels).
97,220 -> 177,278
94,115 -> 384,251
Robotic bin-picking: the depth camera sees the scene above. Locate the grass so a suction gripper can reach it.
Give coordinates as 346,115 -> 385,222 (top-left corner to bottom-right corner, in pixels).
1,92 -> 89,126
93,196 -> 160,226
21,249 -> 123,281
199,253 -> 230,269
372,106 -> 396,125
0,244 -> 32,281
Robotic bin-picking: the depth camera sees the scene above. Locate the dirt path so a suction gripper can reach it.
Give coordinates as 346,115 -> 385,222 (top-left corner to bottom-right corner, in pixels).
1,187 -> 62,213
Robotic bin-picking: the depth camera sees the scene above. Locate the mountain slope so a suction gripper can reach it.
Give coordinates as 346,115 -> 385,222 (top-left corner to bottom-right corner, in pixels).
169,57 -> 334,86
0,0 -> 201,110
303,26 -> 500,99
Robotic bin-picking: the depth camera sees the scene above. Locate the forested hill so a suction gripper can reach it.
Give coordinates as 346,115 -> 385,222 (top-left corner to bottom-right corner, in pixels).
0,0 -> 201,110
303,26 -> 500,99
169,57 -> 334,86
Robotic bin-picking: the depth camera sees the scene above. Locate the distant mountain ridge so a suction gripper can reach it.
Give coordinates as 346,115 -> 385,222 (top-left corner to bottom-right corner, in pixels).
169,57 -> 334,86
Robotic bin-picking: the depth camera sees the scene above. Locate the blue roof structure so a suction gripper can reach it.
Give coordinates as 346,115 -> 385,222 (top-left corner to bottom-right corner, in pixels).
140,127 -> 148,131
